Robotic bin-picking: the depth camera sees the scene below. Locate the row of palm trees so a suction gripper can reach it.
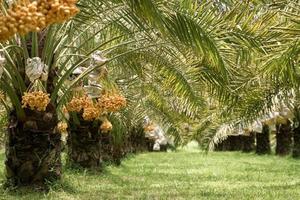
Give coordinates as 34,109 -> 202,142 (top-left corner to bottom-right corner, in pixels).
0,0 -> 299,189
194,1 -> 300,157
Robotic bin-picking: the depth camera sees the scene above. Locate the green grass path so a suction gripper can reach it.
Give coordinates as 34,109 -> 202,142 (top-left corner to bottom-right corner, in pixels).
1,151 -> 300,199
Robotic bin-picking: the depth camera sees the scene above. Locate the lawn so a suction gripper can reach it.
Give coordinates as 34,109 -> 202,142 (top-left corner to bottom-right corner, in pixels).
1,150 -> 300,200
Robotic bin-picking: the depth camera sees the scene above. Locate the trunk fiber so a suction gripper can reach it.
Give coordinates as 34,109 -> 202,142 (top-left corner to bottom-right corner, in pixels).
276,122 -> 292,156
292,126 -> 300,158
256,125 -> 271,155
128,126 -> 149,153
215,136 -> 244,151
99,134 -> 126,166
100,133 -> 114,164
5,106 -> 61,188
67,118 -> 102,169
241,133 -> 255,153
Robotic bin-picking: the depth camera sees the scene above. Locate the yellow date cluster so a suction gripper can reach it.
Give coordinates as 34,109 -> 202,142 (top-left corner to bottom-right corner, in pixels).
0,0 -> 79,42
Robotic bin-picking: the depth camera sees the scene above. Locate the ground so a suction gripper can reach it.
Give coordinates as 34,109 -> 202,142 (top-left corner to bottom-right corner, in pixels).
1,150 -> 300,200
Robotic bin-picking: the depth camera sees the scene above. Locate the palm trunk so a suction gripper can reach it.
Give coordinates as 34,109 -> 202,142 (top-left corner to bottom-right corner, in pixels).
111,143 -> 127,166
231,136 -> 240,151
242,133 -> 255,153
215,137 -> 230,151
276,122 -> 292,156
160,144 -> 168,152
221,136 -> 243,151
67,116 -> 102,169
292,126 -> 300,158
111,132 -> 130,165
5,105 -> 61,188
145,138 -> 155,152
100,133 -> 114,163
256,125 -> 271,155
214,142 -> 223,151
128,126 -> 148,153
124,135 -> 135,154
235,136 -> 244,151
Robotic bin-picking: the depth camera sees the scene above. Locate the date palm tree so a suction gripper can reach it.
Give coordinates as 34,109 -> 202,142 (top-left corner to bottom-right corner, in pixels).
1,0 -> 297,189
206,1 -> 299,155
77,0 -> 300,158
167,1 -> 300,152
0,0 -> 223,175
63,0 -> 254,168
1,0 -> 179,186
0,0 -> 82,187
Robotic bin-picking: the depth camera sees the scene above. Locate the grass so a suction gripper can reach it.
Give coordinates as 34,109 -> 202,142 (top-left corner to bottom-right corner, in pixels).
1,150 -> 300,199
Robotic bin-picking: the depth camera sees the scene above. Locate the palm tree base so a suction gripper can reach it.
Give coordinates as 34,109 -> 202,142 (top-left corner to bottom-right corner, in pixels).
292,126 -> 300,158
256,125 -> 271,155
111,144 -> 125,166
128,126 -> 149,153
100,133 -> 116,164
215,136 -> 244,151
101,134 -> 134,165
242,133 -> 255,153
276,123 -> 292,156
5,107 -> 61,188
67,120 -> 102,169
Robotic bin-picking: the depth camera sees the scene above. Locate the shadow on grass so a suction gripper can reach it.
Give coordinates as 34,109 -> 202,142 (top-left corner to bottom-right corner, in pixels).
0,152 -> 168,199
1,178 -> 78,197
